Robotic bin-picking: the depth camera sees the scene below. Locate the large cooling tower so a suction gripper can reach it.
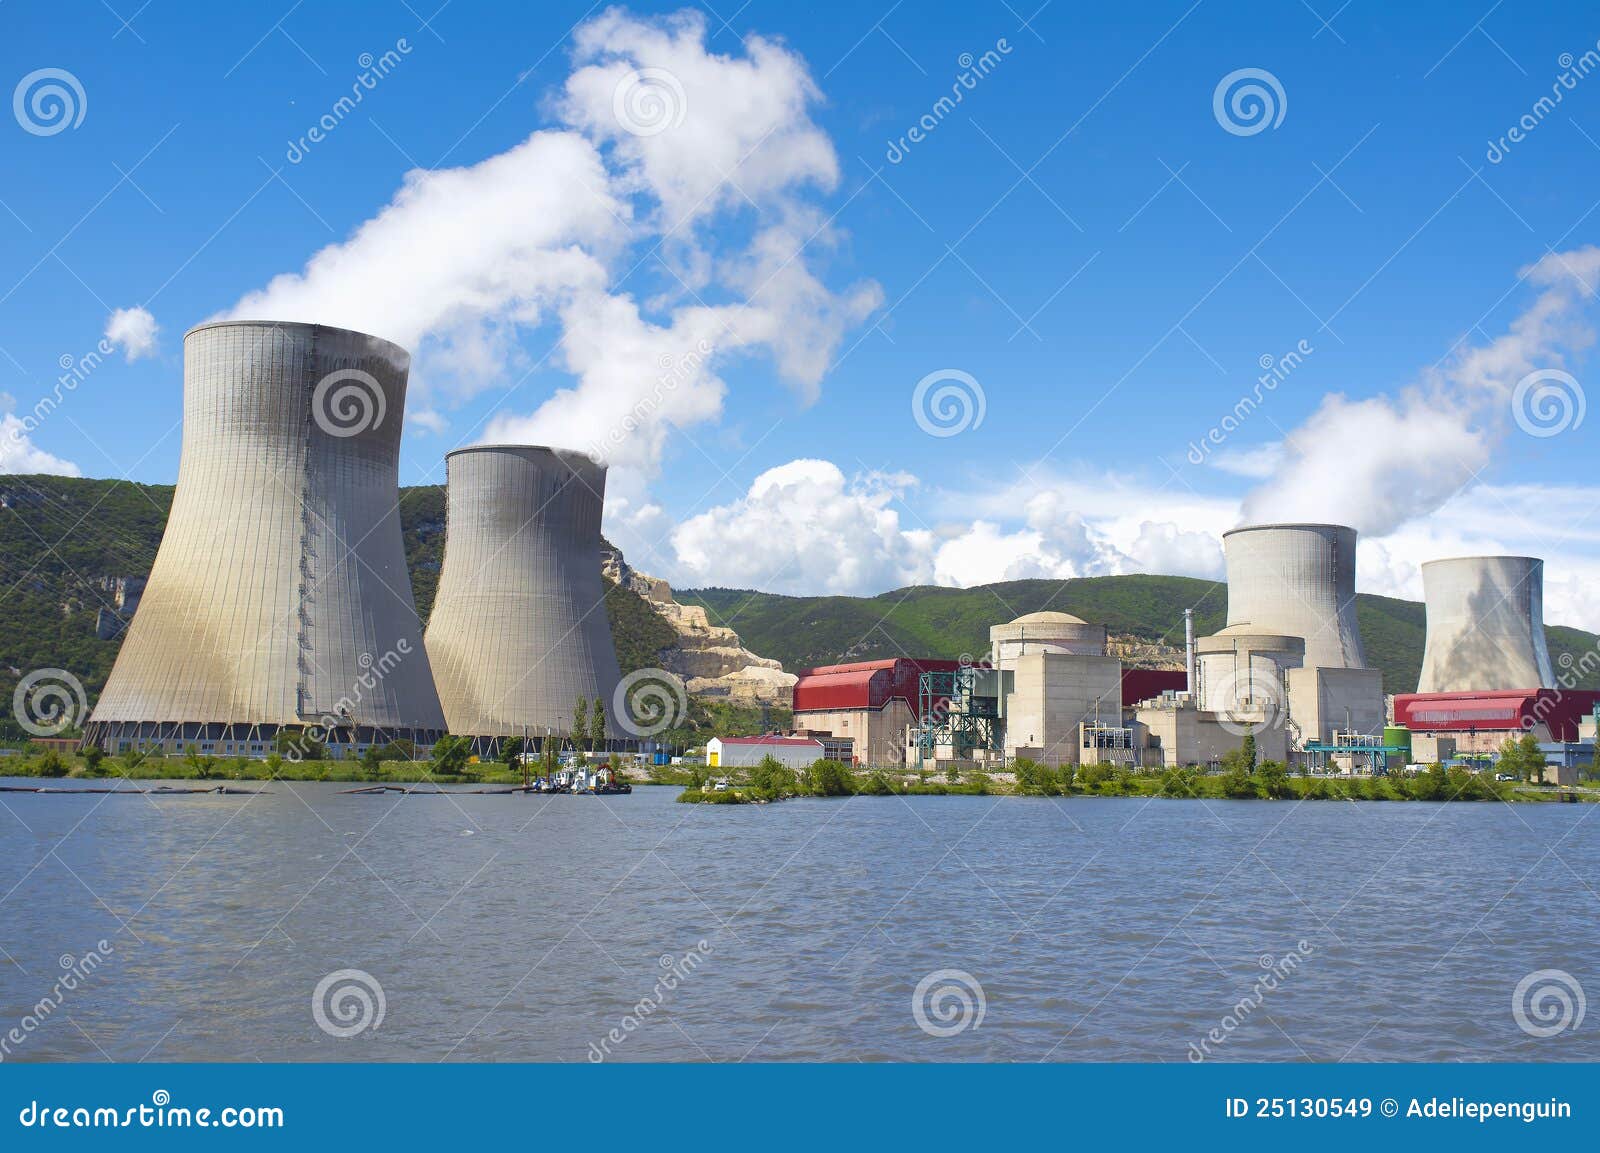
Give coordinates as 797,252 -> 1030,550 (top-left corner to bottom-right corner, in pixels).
1222,523 -> 1367,670
1416,556 -> 1555,692
85,321 -> 446,750
423,446 -> 622,738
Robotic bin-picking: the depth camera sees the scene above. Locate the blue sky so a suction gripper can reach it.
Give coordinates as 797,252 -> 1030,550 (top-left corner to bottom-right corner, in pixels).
4,1 -> 1599,625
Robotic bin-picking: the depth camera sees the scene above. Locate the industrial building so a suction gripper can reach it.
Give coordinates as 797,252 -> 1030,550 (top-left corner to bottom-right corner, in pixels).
1194,523 -> 1383,749
706,735 -> 825,769
424,445 -> 622,750
1392,689 -> 1600,754
1415,556 -> 1556,693
84,321 -> 447,755
791,658 -> 960,764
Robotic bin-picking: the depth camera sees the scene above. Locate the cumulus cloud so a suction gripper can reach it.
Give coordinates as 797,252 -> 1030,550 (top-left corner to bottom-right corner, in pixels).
0,400 -> 81,476
104,306 -> 159,361
670,460 -> 933,594
1241,246 -> 1600,534
222,7 -> 878,469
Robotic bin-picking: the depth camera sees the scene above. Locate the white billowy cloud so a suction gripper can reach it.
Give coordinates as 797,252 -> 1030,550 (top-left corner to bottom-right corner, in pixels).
0,400 -> 81,476
222,7 -> 878,475
105,306 -> 159,360
1241,245 -> 1600,534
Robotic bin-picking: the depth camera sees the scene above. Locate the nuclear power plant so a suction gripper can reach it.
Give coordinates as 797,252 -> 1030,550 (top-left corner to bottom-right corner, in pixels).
423,445 -> 622,748
1215,523 -> 1366,669
1415,556 -> 1555,693
84,321 -> 447,755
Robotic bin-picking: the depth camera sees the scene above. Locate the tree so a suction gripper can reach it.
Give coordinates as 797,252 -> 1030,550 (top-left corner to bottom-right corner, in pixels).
360,743 -> 383,779
431,735 -> 471,777
275,728 -> 327,762
590,697 -> 606,752
1240,725 -> 1258,771
82,745 -> 106,777
807,758 -> 854,796
34,749 -> 69,778
1496,733 -> 1546,783
500,736 -> 525,768
573,698 -> 589,753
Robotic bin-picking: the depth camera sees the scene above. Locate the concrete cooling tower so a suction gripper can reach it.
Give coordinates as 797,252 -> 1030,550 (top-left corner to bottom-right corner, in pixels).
1221,523 -> 1367,670
85,321 -> 446,752
423,446 -> 622,740
1416,556 -> 1555,693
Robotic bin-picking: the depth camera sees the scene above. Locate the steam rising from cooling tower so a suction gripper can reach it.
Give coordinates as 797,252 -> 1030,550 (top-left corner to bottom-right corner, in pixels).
1416,556 -> 1555,693
1220,523 -> 1367,670
423,446 -> 622,737
86,321 -> 446,748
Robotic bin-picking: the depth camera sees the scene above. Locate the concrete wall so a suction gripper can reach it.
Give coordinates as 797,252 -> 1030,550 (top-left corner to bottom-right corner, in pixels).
794,700 -> 914,764
1287,666 -> 1385,745
1003,652 -> 1123,766
1222,524 -> 1366,670
1135,705 -> 1289,767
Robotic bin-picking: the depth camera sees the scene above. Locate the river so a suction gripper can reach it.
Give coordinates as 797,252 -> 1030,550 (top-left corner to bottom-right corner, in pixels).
0,781 -> 1594,1062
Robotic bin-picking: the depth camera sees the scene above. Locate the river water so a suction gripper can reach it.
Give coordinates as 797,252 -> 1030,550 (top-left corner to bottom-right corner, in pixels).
0,780 -> 1595,1062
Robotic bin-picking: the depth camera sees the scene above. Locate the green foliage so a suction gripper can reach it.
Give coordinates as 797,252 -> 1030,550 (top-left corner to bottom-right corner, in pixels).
1496,733 -> 1547,783
856,770 -> 896,796
805,758 -> 854,796
82,745 -> 107,777
1013,757 -> 1070,796
1220,763 -> 1258,798
1255,760 -> 1292,799
747,754 -> 797,799
430,735 -> 471,776
34,749 -> 69,777
573,699 -> 589,752
274,729 -> 327,762
500,736 -> 525,767
590,697 -> 606,748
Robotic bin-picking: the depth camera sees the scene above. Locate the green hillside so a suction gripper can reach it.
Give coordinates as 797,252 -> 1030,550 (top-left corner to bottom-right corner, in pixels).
0,474 -> 676,736
1,473 -> 1595,732
678,580 -> 1600,697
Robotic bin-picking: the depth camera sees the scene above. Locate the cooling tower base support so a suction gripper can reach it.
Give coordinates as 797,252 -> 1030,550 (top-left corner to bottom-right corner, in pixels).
82,720 -> 444,757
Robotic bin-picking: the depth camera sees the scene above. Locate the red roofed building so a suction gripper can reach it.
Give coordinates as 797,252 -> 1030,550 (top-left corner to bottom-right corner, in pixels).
1393,689 -> 1600,753
791,658 -> 962,765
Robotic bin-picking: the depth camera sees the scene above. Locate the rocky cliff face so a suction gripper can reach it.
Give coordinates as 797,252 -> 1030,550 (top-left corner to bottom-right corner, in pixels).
600,545 -> 795,704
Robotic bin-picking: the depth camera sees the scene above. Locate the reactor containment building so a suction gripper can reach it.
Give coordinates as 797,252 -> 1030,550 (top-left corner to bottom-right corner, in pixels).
84,321 -> 447,754
423,445 -> 622,746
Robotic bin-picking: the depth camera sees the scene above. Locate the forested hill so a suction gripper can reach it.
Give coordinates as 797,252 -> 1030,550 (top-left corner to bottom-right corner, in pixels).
1,475 -> 1596,727
674,580 -> 1600,697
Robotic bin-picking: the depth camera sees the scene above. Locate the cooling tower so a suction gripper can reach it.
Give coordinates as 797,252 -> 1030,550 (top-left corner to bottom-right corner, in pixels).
1222,523 -> 1367,670
85,321 -> 446,751
423,446 -> 622,738
1416,556 -> 1555,692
